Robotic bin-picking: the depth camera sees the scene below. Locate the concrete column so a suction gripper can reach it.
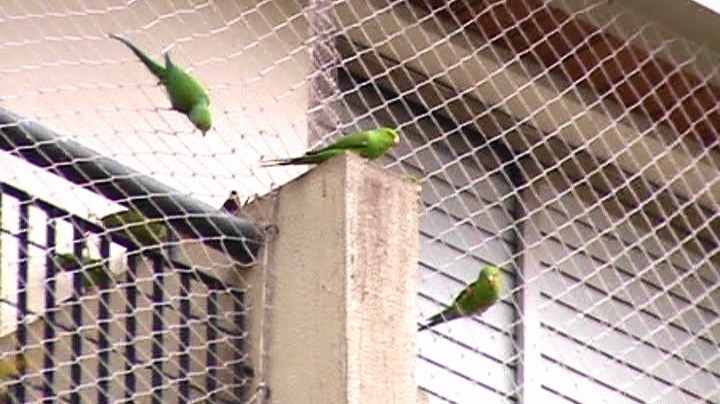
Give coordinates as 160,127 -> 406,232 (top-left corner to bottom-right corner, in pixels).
246,153 -> 419,403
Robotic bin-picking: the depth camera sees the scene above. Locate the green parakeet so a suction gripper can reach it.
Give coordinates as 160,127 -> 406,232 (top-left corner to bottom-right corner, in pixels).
51,252 -> 113,289
419,265 -> 501,331
0,354 -> 27,379
109,33 -> 212,135
0,354 -> 26,402
101,209 -> 169,247
261,127 -> 400,166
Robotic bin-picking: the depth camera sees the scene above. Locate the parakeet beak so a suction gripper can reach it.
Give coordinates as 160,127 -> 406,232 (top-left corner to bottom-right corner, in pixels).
392,136 -> 400,147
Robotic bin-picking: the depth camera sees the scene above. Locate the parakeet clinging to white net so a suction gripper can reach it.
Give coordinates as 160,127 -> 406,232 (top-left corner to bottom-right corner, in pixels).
419,265 -> 501,331
110,33 -> 212,135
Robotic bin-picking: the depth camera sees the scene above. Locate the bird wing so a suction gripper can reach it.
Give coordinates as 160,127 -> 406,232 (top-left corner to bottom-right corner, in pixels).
307,132 -> 369,155
453,283 -> 477,315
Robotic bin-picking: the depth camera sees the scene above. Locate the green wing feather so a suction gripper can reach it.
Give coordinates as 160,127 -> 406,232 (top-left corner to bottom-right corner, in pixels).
306,131 -> 369,155
163,54 -> 210,111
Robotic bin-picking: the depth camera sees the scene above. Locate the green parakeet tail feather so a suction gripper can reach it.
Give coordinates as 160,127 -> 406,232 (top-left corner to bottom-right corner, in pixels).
260,150 -> 342,166
260,157 -> 319,166
164,52 -> 174,69
260,158 -> 295,167
109,33 -> 167,80
418,309 -> 463,331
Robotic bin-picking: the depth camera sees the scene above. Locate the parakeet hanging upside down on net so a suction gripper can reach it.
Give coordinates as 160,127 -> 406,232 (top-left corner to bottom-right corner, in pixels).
109,33 -> 212,135
261,127 -> 400,166
101,209 -> 169,247
51,252 -> 113,290
419,265 -> 501,331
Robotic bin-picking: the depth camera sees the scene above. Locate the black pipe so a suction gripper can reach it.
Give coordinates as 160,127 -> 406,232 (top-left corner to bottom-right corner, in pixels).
0,107 -> 262,265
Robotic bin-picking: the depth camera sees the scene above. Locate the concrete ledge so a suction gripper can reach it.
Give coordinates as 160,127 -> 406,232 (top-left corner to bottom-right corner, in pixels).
246,152 -> 419,403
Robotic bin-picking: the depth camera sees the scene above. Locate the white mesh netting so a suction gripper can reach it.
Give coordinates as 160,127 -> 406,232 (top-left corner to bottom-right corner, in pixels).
0,0 -> 718,403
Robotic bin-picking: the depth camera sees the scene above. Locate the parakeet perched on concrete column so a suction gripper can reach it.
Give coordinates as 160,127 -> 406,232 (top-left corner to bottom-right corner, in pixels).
261,127 -> 400,166
419,265 -> 501,331
109,33 -> 212,135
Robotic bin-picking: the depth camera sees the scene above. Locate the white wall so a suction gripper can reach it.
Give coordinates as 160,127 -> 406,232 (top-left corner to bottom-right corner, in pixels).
524,174 -> 720,403
1,0 -> 312,335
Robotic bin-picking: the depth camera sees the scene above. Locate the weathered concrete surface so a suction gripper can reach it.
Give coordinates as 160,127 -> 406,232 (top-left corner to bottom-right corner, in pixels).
246,152 -> 419,403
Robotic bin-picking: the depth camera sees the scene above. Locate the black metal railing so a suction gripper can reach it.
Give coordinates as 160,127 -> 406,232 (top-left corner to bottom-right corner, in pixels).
0,181 -> 252,402
0,107 -> 262,265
